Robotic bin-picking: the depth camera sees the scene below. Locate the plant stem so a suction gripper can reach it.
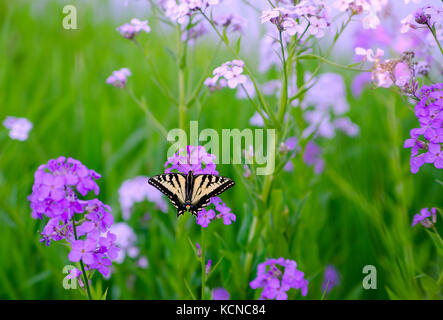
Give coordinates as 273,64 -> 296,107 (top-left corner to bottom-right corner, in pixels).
177,25 -> 188,132
278,30 -> 288,124
200,228 -> 206,300
72,218 -> 93,300
199,9 -> 277,125
290,14 -> 352,102
427,23 -> 443,56
126,89 -> 168,138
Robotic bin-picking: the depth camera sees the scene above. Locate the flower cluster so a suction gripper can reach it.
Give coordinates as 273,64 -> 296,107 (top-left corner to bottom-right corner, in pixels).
117,18 -> 150,39
119,176 -> 168,220
165,145 -> 236,227
261,1 -> 331,39
106,68 -> 131,89
250,258 -> 308,300
401,5 -> 443,33
334,0 -> 388,29
205,60 -> 247,91
355,48 -> 419,94
404,83 -> 443,173
3,116 -> 33,141
411,207 -> 437,228
29,157 -> 119,277
164,0 -> 220,25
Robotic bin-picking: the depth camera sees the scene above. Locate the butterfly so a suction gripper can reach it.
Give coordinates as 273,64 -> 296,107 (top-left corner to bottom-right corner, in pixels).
148,171 -> 235,216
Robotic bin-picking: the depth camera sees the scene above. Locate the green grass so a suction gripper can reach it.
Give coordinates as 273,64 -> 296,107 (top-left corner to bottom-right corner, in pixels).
0,1 -> 442,300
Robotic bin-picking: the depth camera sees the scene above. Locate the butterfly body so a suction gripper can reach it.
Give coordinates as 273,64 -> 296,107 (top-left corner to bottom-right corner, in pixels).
148,171 -> 235,216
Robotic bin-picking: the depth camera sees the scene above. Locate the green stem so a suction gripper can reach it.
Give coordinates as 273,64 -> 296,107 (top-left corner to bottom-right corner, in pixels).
200,228 -> 206,300
277,30 -> 288,124
132,39 -> 178,105
72,218 -> 93,300
199,9 -> 277,126
427,23 -> 443,56
177,26 -> 187,132
297,54 -> 370,72
290,14 -> 353,102
126,89 -> 168,138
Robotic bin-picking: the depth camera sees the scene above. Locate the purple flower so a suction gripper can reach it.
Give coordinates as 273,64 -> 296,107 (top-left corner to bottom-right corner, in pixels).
196,242 -> 202,258
250,258 -> 308,300
109,222 -> 138,264
213,14 -> 247,33
424,143 -> 443,169
68,239 -> 97,264
29,157 -> 118,278
137,256 -> 149,269
205,259 -> 212,276
404,83 -> 443,173
302,73 -> 358,139
106,68 -> 131,88
164,0 -> 220,25
3,116 -> 33,141
117,18 -> 150,39
411,207 -> 437,228
261,2 -> 330,38
321,265 -> 340,293
212,287 -> 230,300
165,145 -> 218,175
206,60 -> 247,90
303,141 -> 325,174
197,209 -> 215,228
119,176 -> 168,220
334,0 -> 387,30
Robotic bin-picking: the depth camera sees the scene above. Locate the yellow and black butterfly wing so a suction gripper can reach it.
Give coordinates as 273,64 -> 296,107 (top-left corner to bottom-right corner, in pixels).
189,174 -> 235,215
148,173 -> 188,216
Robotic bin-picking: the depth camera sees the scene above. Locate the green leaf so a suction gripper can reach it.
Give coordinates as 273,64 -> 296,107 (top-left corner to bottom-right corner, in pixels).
236,36 -> 242,55
101,288 -> 109,300
425,229 -> 443,256
419,275 -> 440,295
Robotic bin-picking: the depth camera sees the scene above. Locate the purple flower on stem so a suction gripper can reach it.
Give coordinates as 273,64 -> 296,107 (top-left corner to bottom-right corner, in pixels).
29,157 -> 119,280
205,60 -> 247,90
205,259 -> 212,276
106,68 -> 131,88
196,242 -> 202,258
117,18 -> 150,39
321,265 -> 340,293
411,207 -> 437,228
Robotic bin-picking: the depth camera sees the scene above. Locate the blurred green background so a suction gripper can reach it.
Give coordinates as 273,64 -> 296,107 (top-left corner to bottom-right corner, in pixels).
0,0 -> 442,299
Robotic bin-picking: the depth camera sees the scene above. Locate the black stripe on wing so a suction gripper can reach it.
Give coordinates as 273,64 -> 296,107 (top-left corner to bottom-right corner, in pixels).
148,174 -> 186,216
189,175 -> 235,216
